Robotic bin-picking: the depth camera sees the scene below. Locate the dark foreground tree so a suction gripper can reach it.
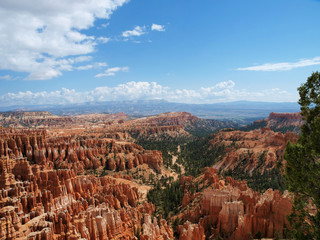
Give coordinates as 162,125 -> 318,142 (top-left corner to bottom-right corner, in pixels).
284,71 -> 320,239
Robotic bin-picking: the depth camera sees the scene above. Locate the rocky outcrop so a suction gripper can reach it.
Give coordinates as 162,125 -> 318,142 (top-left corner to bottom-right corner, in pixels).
268,112 -> 302,122
178,168 -> 292,240
243,112 -> 303,134
0,129 -> 163,174
140,214 -> 174,240
132,112 -> 198,127
178,221 -> 205,240
0,156 -> 172,240
209,128 -> 298,174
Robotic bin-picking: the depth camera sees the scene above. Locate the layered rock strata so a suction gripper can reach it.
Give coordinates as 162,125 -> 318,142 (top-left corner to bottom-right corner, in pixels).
244,112 -> 303,134
209,128 -> 298,174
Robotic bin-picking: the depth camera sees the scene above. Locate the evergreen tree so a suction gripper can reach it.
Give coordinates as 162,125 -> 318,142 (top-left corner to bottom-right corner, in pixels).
284,71 -> 320,239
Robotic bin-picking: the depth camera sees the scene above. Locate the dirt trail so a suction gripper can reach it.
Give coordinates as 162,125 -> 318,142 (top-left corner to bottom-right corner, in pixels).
167,145 -> 185,180
171,145 -> 180,164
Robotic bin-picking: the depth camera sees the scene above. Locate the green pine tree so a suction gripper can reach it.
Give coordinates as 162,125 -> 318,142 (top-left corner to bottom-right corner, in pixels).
284,71 -> 320,239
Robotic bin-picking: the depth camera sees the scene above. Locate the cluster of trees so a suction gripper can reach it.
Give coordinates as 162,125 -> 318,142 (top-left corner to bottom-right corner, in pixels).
147,180 -> 183,219
223,167 -> 285,192
179,137 -> 225,176
241,120 -> 268,132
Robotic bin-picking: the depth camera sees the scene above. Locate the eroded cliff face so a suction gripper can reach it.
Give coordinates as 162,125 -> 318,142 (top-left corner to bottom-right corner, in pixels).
0,129 -> 163,174
177,168 -> 292,240
125,112 -> 238,140
265,112 -> 303,133
244,112 -> 303,134
209,128 -> 298,174
0,156 -> 173,240
0,112 -> 129,129
0,111 -> 74,128
131,112 -> 198,127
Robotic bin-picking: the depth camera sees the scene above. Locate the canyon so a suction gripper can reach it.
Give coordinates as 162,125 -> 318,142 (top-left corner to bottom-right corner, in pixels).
0,111 -> 299,239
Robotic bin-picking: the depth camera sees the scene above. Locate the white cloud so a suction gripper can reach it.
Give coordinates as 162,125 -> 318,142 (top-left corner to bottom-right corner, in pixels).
72,56 -> 93,63
0,80 -> 297,106
77,62 -> 108,70
121,24 -> 165,40
237,57 -> 320,71
20,55 -> 96,80
97,36 -> 110,43
101,23 -> 110,28
151,24 -> 165,32
122,26 -> 146,38
201,80 -> 235,95
95,66 -> 129,77
0,0 -> 129,80
0,75 -> 11,80
77,65 -> 94,71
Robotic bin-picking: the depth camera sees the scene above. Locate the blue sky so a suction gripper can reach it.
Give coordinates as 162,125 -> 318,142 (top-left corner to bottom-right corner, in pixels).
0,0 -> 320,106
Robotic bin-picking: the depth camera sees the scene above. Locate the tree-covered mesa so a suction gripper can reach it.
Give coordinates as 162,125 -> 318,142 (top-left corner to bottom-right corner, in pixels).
284,71 -> 320,239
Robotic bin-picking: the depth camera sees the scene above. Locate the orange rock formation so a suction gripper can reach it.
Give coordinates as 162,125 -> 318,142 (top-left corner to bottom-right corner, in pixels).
0,156 -> 172,239
178,168 -> 292,240
252,112 -> 303,134
209,128 -> 298,174
0,129 -> 163,174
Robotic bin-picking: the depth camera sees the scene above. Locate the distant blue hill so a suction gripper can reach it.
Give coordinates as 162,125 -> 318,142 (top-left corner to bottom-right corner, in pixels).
0,100 -> 300,124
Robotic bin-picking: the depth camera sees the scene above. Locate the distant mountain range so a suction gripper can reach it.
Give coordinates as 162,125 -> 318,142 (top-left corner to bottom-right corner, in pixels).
0,100 -> 300,124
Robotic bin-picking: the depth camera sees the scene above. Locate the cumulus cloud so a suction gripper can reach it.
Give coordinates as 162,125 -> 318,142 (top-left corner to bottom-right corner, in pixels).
0,0 -> 128,80
237,57 -> 320,71
0,80 -> 297,106
151,24 -> 165,32
95,66 -> 129,77
122,26 -> 146,38
201,80 -> 235,95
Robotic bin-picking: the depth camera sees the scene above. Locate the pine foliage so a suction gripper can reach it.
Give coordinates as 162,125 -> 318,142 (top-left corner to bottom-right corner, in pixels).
284,71 -> 320,239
